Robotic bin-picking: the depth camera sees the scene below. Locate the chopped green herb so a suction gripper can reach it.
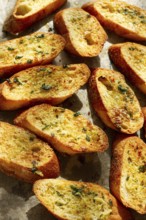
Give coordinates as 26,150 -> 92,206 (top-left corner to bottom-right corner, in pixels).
82,127 -> 87,132
37,68 -> 46,72
70,185 -> 84,197
126,176 -> 130,181
55,201 -> 63,206
29,136 -> 35,141
128,47 -> 136,51
86,135 -> 90,142
108,200 -> 113,207
87,14 -> 91,18
138,165 -> 146,173
13,77 -> 22,85
15,55 -> 23,59
7,47 -> 14,51
74,112 -> 81,117
42,124 -> 49,130
27,59 -> 32,64
141,20 -> 146,24
63,64 -> 68,68
41,84 -> 52,90
31,161 -> 38,173
30,90 -> 34,94
36,34 -> 45,38
118,85 -> 127,93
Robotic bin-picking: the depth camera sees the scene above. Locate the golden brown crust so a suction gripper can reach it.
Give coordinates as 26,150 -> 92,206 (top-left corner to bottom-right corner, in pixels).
0,64 -> 90,110
82,0 -> 146,41
0,32 -> 65,78
33,179 -> 133,220
54,8 -> 107,57
0,121 -> 60,183
110,135 -> 146,214
4,0 -> 67,34
14,104 -> 109,155
88,68 -> 144,134
109,42 -> 146,94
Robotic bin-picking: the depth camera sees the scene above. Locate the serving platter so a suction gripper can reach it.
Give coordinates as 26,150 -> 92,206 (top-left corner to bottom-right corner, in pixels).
0,0 -> 146,219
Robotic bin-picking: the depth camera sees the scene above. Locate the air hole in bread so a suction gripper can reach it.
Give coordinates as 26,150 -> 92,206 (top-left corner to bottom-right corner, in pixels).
85,32 -> 96,45
99,76 -> 113,91
15,5 -> 31,16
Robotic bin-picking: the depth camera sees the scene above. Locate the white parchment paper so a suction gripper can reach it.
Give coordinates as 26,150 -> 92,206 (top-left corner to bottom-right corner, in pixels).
0,0 -> 146,219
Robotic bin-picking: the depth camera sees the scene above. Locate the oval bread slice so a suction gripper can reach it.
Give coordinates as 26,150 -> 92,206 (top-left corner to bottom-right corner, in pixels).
33,178 -> 133,220
0,32 -> 65,77
54,8 -> 107,57
3,0 -> 67,34
14,104 -> 109,155
0,64 -> 90,110
0,121 -> 60,183
82,0 -> 146,41
109,42 -> 146,94
110,135 -> 146,214
88,68 -> 144,134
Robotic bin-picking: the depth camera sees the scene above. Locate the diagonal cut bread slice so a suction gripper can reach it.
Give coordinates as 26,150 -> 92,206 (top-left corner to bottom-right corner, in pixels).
14,104 -> 109,155
54,8 -> 107,57
88,68 -> 144,134
82,0 -> 146,41
3,0 -> 67,35
0,64 -> 90,110
110,135 -> 146,214
33,178 -> 133,220
0,121 -> 60,183
109,42 -> 146,94
0,32 -> 65,78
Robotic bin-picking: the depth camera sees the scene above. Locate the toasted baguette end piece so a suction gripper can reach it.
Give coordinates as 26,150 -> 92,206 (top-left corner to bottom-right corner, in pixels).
109,42 -> 146,94
33,178 -> 133,220
110,135 -> 146,214
0,121 -> 60,183
14,104 -> 109,155
54,8 -> 107,57
4,0 -> 67,34
88,68 -> 144,134
0,64 -> 90,110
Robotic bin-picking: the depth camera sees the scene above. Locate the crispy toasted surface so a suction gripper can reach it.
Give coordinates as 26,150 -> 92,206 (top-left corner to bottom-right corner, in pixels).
4,0 -> 67,34
109,42 -> 146,94
33,178 -> 133,220
0,121 -> 60,183
0,64 -> 90,110
14,104 -> 109,155
88,68 -> 144,134
110,135 -> 146,214
54,8 -> 107,57
0,32 -> 65,77
82,0 -> 146,41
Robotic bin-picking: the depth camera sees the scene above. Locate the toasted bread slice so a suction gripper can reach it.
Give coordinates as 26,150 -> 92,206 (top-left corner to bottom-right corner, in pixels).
0,121 -> 59,183
0,32 -> 65,78
142,107 -> 146,138
88,68 -> 144,134
82,0 -> 146,41
0,64 -> 90,110
54,8 -> 107,57
33,178 -> 133,220
14,104 -> 109,155
4,0 -> 67,35
110,135 -> 146,214
109,42 -> 146,94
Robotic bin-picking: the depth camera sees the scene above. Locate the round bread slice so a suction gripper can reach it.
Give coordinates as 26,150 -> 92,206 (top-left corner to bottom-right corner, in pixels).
88,68 -> 144,134
14,104 -> 109,155
0,121 -> 59,183
110,135 -> 146,214
0,64 -> 90,110
54,8 -> 107,57
33,178 -> 133,220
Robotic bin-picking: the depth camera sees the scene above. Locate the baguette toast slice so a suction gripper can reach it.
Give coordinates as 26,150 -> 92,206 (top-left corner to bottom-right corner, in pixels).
82,0 -> 146,41
33,178 -> 133,220
0,64 -> 90,110
0,121 -> 59,183
14,104 -> 109,155
4,0 -> 67,35
54,8 -> 107,57
88,68 -> 144,134
110,135 -> 146,214
109,42 -> 146,94
0,32 -> 65,78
